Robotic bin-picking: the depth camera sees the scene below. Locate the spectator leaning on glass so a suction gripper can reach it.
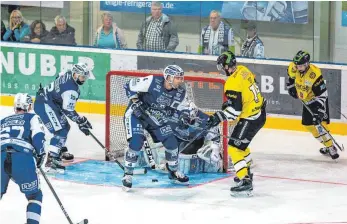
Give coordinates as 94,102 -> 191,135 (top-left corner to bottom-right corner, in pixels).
198,10 -> 235,55
137,1 -> 179,52
43,15 -> 76,46
241,22 -> 264,58
3,10 -> 29,42
94,12 -> 127,49
23,20 -> 49,43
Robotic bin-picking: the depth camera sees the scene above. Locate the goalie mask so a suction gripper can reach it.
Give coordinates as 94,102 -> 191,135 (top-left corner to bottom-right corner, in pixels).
72,63 -> 91,85
163,65 -> 184,89
14,93 -> 33,112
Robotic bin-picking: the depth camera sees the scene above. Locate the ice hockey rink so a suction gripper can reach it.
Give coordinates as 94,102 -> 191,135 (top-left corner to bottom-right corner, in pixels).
1,105 -> 347,224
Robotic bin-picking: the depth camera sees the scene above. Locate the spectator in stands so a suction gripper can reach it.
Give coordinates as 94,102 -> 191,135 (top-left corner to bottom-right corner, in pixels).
3,10 -> 29,42
198,10 -> 235,55
241,22 -> 264,58
23,20 -> 49,43
1,20 -> 6,41
94,12 -> 127,49
137,1 -> 178,52
43,15 -> 76,46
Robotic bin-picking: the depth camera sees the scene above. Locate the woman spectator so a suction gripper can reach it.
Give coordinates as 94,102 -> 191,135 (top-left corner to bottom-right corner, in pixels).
1,20 -> 6,40
3,10 -> 29,42
23,20 -> 49,43
94,12 -> 127,49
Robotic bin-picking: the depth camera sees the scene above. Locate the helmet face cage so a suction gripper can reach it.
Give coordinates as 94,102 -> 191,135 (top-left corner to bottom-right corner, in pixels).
293,51 -> 310,65
14,93 -> 33,111
163,65 -> 184,83
72,63 -> 90,80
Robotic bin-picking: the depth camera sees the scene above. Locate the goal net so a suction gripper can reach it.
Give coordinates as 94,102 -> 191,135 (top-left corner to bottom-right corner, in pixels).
106,70 -> 231,172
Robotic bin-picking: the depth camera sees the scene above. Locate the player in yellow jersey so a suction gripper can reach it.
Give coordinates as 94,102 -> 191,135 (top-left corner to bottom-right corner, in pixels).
207,51 -> 267,197
286,50 -> 339,160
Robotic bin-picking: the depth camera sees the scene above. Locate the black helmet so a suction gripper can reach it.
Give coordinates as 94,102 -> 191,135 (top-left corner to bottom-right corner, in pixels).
217,51 -> 237,75
293,50 -> 310,65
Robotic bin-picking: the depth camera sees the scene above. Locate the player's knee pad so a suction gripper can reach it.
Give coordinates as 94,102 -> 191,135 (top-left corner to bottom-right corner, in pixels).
25,189 -> 43,202
305,123 -> 332,146
161,135 -> 178,151
165,147 -> 179,167
124,148 -> 140,168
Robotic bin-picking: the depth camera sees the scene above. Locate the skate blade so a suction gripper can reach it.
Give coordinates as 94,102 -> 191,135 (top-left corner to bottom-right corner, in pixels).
43,167 -> 65,174
230,190 -> 253,198
62,159 -> 75,163
170,179 -> 190,186
122,186 -> 132,192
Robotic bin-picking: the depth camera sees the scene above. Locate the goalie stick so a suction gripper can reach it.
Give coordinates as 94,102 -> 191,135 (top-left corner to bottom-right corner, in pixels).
301,101 -> 344,152
89,132 -> 147,175
39,168 -> 88,224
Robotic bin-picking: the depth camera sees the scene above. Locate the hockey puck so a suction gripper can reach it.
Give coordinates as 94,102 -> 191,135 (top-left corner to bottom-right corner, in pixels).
152,178 -> 158,182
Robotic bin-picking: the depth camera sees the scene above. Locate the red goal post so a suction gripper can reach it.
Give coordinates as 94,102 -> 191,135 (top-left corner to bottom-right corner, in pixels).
106,70 -> 230,172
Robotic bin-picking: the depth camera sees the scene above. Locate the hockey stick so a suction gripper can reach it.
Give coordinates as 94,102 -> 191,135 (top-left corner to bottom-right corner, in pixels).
301,101 -> 344,152
89,132 -> 147,174
39,168 -> 88,224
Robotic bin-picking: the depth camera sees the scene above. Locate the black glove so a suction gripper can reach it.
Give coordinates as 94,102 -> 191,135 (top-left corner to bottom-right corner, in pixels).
36,152 -> 46,168
308,103 -> 326,125
207,111 -> 227,128
131,100 -> 148,120
286,79 -> 298,99
76,116 -> 92,135
222,100 -> 232,110
178,111 -> 190,129
37,83 -> 45,97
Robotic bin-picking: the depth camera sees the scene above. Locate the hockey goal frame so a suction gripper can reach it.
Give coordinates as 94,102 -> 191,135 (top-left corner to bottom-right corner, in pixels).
105,71 -> 229,172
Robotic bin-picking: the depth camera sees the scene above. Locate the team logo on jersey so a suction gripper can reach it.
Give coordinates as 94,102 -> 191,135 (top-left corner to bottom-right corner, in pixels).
21,180 -> 38,192
309,72 -> 316,79
157,95 -> 171,106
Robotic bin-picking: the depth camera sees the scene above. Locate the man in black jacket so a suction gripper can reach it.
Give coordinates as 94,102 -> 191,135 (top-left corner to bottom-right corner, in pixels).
43,15 -> 76,46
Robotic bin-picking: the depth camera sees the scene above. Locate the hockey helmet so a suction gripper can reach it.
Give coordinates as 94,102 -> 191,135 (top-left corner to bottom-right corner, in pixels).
293,50 -> 310,65
72,63 -> 90,85
217,51 -> 237,76
14,93 -> 33,112
163,65 -> 184,80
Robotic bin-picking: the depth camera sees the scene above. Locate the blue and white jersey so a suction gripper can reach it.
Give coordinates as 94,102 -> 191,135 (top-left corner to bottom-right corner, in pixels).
42,70 -> 81,121
0,113 -> 45,155
171,110 -> 220,143
124,75 -> 188,125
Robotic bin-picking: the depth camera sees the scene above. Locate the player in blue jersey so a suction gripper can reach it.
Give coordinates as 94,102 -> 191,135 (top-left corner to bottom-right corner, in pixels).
122,65 -> 190,190
1,93 -> 46,224
34,63 -> 92,173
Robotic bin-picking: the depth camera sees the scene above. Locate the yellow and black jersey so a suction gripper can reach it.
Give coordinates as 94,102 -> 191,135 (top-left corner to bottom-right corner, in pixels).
222,65 -> 264,120
287,62 -> 327,103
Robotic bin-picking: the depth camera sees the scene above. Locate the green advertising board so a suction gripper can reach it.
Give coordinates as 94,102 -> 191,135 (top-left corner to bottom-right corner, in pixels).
1,46 -> 110,101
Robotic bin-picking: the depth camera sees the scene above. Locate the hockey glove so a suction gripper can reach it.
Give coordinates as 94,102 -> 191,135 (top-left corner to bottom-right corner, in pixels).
76,116 -> 92,135
221,100 -> 232,110
131,100 -> 148,120
36,152 -> 46,168
207,111 -> 227,129
308,103 -> 326,125
37,83 -> 45,97
178,111 -> 190,129
286,80 -> 298,99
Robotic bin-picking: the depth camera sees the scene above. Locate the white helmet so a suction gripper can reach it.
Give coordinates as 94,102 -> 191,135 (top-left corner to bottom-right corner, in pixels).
163,65 -> 184,80
14,93 -> 33,112
72,63 -> 90,85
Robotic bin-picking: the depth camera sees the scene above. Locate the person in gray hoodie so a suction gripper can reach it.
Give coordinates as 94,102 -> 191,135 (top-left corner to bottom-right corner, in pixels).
137,1 -> 179,52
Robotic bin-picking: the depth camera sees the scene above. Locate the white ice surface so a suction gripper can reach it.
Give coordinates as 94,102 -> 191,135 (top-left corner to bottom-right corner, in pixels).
1,106 -> 347,224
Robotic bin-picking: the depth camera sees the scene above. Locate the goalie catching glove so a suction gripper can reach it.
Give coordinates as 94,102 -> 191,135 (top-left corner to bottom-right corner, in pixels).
76,116 -> 92,135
